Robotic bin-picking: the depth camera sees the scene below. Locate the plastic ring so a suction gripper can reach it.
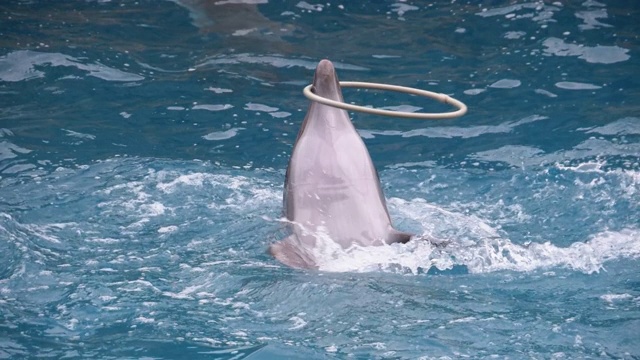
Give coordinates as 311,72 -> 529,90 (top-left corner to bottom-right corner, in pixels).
303,81 -> 467,119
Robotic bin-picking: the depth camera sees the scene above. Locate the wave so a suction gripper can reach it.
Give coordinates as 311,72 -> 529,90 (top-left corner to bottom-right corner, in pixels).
314,198 -> 640,274
1,157 -> 637,277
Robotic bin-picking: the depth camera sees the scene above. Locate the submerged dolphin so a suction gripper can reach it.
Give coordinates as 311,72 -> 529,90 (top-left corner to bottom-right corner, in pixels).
269,59 -> 419,269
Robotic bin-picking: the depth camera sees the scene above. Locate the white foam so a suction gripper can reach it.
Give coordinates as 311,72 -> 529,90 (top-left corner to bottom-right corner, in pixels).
156,173 -> 208,192
296,1 -> 324,12
158,225 -> 178,234
464,228 -> 640,274
0,50 -> 144,82
231,331 -> 248,338
464,88 -> 486,95
358,115 -> 546,140
197,54 -> 368,71
471,145 -> 545,167
24,224 -> 62,244
575,8 -> 612,30
387,160 -> 437,169
480,138 -> 640,169
390,3 -> 419,19
312,197 -> 640,274
205,87 -> 232,94
534,89 -> 558,98
214,0 -> 267,4
556,160 -> 607,173
600,293 -> 633,304
476,3 -> 536,17
555,81 -> 601,90
450,317 -> 477,324
583,0 -> 605,6
132,316 -> 154,324
268,111 -> 291,118
202,127 -> 244,141
583,117 -> 640,136
372,55 -> 401,59
162,284 -> 204,300
317,240 -> 437,274
231,28 -> 257,36
476,2 -> 561,24
542,37 -> 630,64
153,172 -> 280,213
380,105 -> 422,113
139,201 -> 165,216
192,104 -> 233,111
86,238 -> 121,244
504,31 -> 526,39
288,315 -> 307,330
0,141 -> 32,161
489,79 -> 521,89
325,345 -> 338,353
63,129 -> 96,140
244,103 -> 278,112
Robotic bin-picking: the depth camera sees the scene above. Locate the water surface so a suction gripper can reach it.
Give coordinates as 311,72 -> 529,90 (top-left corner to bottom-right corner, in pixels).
0,0 -> 639,358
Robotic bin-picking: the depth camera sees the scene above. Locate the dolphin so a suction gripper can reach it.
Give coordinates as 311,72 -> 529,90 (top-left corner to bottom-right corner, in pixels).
269,59 -> 418,269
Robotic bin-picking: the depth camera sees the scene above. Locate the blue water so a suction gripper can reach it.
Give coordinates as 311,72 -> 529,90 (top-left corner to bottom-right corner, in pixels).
1,0 -> 639,358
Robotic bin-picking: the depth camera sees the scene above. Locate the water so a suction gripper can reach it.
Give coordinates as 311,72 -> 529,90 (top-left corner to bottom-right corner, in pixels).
1,0 -> 639,358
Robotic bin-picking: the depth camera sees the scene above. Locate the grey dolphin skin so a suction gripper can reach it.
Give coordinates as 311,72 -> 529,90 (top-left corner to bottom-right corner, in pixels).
269,59 -> 416,269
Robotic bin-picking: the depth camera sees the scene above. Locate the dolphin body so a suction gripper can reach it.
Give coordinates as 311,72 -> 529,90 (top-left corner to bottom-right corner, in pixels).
269,59 -> 417,269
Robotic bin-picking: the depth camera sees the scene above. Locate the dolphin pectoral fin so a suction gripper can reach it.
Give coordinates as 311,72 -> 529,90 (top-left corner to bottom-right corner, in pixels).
269,236 -> 316,270
385,228 -> 413,245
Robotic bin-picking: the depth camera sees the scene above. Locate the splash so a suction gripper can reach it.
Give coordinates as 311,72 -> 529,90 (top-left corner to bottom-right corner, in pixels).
312,198 -> 640,275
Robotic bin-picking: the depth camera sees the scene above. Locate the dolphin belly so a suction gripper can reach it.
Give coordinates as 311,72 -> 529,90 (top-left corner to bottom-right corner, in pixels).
287,181 -> 393,247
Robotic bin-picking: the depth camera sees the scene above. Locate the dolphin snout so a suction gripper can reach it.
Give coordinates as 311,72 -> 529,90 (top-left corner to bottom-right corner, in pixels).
312,59 -> 342,102
316,59 -> 335,78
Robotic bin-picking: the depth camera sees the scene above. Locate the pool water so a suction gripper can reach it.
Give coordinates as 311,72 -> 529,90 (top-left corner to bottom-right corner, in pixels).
0,0 -> 638,358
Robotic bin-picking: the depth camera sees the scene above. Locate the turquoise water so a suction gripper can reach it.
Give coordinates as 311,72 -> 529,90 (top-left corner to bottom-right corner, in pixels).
1,0 -> 639,358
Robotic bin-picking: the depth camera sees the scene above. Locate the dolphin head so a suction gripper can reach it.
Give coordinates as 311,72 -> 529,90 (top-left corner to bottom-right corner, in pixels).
311,59 -> 344,103
296,59 -> 351,133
